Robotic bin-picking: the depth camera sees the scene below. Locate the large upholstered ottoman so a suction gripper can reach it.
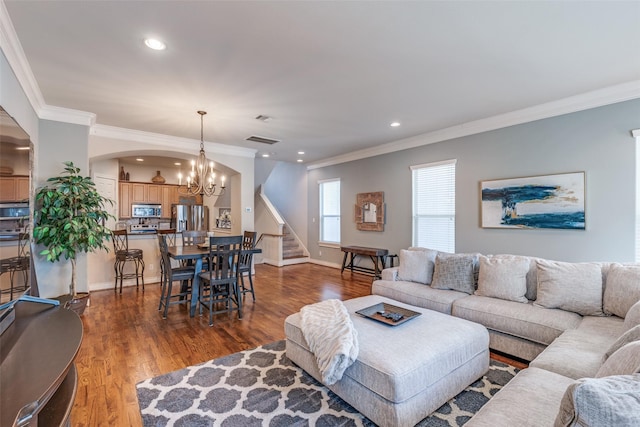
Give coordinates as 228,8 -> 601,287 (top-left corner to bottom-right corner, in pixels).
285,295 -> 490,427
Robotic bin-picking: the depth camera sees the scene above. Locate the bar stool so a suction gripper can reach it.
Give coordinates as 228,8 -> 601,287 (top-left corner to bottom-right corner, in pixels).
0,232 -> 29,301
111,229 -> 145,293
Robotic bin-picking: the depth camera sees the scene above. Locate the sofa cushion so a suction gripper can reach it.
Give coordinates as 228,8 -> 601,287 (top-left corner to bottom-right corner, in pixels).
603,264 -> 640,318
475,255 -> 529,303
431,252 -> 478,294
530,316 -> 625,379
596,340 -> 640,377
624,300 -> 640,331
371,279 -> 468,315
535,260 -> 604,316
397,249 -> 434,285
555,374 -> 640,427
465,367 -> 574,427
452,295 -> 582,346
603,325 -> 640,361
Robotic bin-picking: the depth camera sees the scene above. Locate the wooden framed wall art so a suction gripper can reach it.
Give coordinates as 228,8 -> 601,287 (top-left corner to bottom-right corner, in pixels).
354,191 -> 385,231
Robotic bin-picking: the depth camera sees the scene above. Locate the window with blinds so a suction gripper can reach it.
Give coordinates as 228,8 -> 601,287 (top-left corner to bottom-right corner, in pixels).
319,179 -> 341,244
411,159 -> 456,252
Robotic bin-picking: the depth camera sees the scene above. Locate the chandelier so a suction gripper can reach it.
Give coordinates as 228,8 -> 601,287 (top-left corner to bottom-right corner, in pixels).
178,110 -> 226,197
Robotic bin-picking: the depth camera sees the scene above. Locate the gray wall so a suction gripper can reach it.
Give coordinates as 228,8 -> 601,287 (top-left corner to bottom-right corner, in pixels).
262,160 -> 309,247
35,119 -> 91,297
308,99 -> 640,267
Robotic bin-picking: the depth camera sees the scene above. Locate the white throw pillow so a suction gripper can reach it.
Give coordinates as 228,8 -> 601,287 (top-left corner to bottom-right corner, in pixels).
475,255 -> 529,303
397,249 -> 434,285
534,259 -> 604,316
596,341 -> 640,377
604,264 -> 640,318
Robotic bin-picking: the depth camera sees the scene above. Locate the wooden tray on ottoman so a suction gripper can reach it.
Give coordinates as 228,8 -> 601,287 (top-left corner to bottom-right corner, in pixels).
356,302 -> 421,326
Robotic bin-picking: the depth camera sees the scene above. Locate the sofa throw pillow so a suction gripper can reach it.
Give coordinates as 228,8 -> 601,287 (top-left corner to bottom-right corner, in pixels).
596,341 -> 640,378
397,249 -> 434,285
554,374 -> 640,427
534,260 -> 604,316
603,264 -> 640,318
603,325 -> 640,362
431,252 -> 478,294
475,255 -> 529,303
623,300 -> 640,331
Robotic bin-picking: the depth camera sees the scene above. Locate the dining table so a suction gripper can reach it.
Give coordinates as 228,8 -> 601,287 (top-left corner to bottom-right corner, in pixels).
167,245 -> 262,318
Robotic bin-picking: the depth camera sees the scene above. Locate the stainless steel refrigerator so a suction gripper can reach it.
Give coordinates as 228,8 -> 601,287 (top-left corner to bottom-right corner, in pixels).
171,204 -> 209,232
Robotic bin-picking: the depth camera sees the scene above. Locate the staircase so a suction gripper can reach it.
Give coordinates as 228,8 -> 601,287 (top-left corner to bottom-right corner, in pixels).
282,224 -> 305,260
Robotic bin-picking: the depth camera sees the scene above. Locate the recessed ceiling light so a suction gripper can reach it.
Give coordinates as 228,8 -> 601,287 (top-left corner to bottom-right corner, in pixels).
390,122 -> 401,127
136,158 -> 144,162
297,151 -> 305,155
15,146 -> 30,151
261,154 -> 270,158
297,159 -> 303,163
144,38 -> 166,51
174,162 -> 181,166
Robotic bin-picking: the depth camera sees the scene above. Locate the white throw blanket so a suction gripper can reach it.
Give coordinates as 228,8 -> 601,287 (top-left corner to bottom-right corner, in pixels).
300,299 -> 359,385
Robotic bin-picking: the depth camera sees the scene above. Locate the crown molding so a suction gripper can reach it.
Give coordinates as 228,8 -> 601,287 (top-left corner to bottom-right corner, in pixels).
91,124 -> 257,158
0,0 -> 45,112
633,129 -> 640,139
307,80 -> 640,170
40,105 -> 95,127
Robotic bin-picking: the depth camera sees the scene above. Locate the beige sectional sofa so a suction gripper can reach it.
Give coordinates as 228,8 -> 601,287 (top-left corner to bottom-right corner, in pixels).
372,247 -> 640,426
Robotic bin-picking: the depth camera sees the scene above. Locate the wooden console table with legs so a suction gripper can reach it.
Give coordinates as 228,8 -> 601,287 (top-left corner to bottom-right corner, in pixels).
340,245 -> 389,279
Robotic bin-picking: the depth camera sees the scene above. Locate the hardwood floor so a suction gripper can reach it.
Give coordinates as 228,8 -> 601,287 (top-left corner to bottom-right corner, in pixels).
70,263 -> 527,426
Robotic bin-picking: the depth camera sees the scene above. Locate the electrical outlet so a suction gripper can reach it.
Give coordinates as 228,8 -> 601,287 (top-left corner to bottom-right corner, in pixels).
319,250 -> 322,256
149,264 -> 154,271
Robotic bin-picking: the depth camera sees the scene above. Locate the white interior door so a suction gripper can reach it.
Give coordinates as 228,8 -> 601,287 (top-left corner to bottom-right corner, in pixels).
93,174 -> 117,230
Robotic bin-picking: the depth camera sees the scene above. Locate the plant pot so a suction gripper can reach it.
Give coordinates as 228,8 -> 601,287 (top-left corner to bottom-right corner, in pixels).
64,292 -> 90,316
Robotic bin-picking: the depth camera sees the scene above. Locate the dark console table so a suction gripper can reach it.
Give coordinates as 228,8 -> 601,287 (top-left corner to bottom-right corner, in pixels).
1,300 -> 83,427
340,245 -> 389,279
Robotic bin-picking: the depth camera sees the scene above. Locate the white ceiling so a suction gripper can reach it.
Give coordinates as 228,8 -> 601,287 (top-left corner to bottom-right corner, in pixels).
4,1 -> 640,165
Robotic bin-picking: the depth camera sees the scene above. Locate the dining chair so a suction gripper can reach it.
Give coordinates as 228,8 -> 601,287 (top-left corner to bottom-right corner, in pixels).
0,232 -> 30,301
181,230 -> 208,246
197,235 -> 243,326
111,229 -> 145,293
157,234 -> 195,318
157,228 -> 177,284
237,230 -> 257,301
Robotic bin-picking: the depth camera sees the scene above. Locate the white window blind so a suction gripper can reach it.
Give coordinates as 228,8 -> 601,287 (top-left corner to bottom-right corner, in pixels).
319,179 -> 341,243
411,160 -> 456,252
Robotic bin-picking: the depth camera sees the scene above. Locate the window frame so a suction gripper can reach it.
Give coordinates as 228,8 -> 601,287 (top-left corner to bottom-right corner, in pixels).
318,178 -> 341,245
410,159 -> 456,252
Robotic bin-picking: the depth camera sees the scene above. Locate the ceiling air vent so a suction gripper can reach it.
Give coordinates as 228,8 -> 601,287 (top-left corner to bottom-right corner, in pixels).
246,135 -> 280,145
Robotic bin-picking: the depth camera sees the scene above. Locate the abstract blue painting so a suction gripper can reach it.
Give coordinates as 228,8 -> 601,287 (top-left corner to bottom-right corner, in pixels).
481,172 -> 585,230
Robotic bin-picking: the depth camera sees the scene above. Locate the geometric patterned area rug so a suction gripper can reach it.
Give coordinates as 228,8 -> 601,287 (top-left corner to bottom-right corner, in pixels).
136,340 -> 519,427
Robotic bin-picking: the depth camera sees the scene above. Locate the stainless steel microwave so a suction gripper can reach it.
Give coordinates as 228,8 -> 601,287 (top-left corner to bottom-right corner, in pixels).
131,204 -> 162,218
0,202 -> 29,220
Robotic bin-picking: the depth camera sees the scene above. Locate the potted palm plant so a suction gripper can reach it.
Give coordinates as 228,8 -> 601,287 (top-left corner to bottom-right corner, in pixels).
33,161 -> 114,314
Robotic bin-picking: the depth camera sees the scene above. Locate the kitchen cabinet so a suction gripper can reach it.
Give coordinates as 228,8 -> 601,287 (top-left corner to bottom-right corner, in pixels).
161,185 -> 180,219
132,183 -> 146,202
147,185 -> 162,203
119,182 -> 131,218
119,182 -> 186,219
0,176 -> 29,202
